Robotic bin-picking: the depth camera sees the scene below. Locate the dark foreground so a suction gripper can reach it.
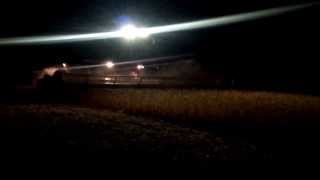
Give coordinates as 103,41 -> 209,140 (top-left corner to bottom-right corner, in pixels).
1,87 -> 320,161
0,104 -> 247,161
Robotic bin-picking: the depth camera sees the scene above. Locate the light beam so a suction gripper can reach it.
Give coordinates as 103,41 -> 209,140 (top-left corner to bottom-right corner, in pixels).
0,3 -> 316,45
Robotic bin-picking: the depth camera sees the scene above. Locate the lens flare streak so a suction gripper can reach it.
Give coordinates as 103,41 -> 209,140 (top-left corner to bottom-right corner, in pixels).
0,3 -> 316,45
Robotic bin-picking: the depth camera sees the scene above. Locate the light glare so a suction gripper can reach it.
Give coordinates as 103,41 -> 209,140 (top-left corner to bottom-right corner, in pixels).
137,64 -> 145,70
62,63 -> 67,68
105,61 -> 115,68
0,3 -> 314,45
119,24 -> 150,40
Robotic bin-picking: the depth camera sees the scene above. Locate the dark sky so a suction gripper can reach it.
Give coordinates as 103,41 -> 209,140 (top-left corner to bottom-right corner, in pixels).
0,0 -> 319,82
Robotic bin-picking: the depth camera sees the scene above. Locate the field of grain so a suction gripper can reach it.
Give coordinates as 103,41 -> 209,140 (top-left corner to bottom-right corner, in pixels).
0,104 -> 253,161
1,88 -> 320,160
83,89 -> 320,126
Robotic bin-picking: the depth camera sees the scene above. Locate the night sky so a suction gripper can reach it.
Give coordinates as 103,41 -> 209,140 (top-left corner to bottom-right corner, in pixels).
0,0 -> 319,88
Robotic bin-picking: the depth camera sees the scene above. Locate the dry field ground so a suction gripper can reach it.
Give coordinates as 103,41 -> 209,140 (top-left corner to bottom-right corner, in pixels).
1,88 -> 320,161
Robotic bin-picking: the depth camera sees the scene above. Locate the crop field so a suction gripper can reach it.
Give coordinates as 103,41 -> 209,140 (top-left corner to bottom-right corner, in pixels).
1,88 -> 320,161
82,89 -> 320,126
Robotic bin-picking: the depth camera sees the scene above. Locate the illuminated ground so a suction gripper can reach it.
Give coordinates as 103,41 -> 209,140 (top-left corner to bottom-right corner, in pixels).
1,88 -> 320,161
